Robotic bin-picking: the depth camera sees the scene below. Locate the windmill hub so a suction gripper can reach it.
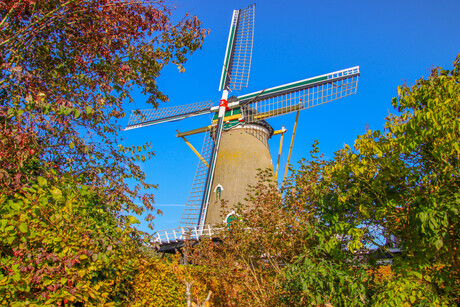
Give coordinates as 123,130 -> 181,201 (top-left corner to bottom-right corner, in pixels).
218,99 -> 231,111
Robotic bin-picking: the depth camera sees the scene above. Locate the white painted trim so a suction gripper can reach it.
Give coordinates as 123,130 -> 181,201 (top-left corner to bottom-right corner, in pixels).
213,184 -> 224,192
238,66 -> 360,102
231,123 -> 270,136
224,211 -> 236,224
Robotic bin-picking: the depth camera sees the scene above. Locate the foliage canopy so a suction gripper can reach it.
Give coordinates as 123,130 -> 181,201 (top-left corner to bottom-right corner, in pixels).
1,1 -> 459,304
0,0 -> 208,304
190,53 -> 460,306
0,0 -> 207,217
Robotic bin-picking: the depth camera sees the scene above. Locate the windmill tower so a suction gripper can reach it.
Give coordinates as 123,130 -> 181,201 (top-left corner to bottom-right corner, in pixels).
125,4 -> 360,244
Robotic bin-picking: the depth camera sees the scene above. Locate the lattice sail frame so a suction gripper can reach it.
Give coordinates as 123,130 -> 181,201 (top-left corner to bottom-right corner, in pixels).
126,66 -> 359,131
240,66 -> 360,122
179,131 -> 215,228
219,4 -> 255,92
177,67 -> 359,229
124,2 -> 361,236
125,100 -> 214,130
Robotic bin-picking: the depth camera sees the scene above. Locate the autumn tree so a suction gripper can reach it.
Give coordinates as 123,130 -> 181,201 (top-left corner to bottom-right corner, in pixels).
281,54 -> 460,305
0,0 -> 207,304
1,0 -> 206,215
189,165 -> 368,306
190,53 -> 460,306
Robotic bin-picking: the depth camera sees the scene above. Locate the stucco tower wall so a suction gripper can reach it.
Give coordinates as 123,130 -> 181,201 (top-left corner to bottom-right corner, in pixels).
204,124 -> 273,225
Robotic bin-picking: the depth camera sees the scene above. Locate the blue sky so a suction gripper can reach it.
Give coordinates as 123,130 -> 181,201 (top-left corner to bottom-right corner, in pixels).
121,0 -> 460,233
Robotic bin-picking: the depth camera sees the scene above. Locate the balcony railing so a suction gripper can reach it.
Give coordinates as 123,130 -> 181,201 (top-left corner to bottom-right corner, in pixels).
152,224 -> 223,245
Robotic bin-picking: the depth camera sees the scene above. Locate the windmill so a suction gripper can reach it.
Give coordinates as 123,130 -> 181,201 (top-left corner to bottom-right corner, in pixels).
125,4 -> 360,245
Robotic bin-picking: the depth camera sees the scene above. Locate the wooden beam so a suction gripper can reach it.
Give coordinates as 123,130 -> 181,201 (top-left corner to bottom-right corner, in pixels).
211,113 -> 243,124
253,103 -> 303,120
177,114 -> 243,137
281,111 -> 300,188
274,127 -> 286,179
177,131 -> 209,168
176,125 -> 211,137
273,127 -> 287,136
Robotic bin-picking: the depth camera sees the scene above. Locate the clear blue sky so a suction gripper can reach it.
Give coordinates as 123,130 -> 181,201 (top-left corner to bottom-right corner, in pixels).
121,0 -> 460,233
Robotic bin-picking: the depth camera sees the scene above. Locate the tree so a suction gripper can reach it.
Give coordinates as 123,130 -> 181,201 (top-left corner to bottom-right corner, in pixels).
189,53 -> 460,306
0,0 -> 207,304
0,175 -> 143,304
190,166 -> 368,306
0,0 -> 207,219
282,53 -> 460,305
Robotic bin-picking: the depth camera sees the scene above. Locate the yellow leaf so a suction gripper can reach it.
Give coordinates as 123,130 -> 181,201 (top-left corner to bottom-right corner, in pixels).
0,277 -> 7,285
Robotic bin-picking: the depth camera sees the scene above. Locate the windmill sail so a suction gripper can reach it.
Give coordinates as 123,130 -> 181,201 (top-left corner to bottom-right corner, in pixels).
195,3 -> 256,229
219,4 -> 255,92
125,100 -> 215,130
126,4 -> 361,245
239,66 -> 360,122
179,131 -> 215,228
197,115 -> 225,228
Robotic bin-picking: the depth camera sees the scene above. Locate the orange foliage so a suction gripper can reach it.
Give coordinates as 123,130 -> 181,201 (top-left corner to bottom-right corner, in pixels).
369,265 -> 394,285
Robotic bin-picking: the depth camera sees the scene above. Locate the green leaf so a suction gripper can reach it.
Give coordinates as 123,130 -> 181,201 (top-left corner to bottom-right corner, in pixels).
0,220 -> 7,232
18,223 -> 28,233
73,108 -> 81,119
37,176 -> 47,187
419,212 -> 427,224
11,273 -> 20,281
454,142 -> 460,153
51,188 -> 64,202
85,106 -> 93,116
126,215 -> 140,225
434,238 -> 443,250
43,279 -> 53,286
10,202 -> 20,211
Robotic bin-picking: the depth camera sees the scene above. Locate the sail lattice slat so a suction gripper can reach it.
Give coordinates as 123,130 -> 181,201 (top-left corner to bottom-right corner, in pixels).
219,4 -> 255,92
240,67 -> 360,122
228,4 -> 255,91
125,100 -> 214,130
179,131 -> 215,228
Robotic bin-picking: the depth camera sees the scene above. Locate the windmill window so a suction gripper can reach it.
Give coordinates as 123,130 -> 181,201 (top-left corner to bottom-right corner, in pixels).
214,184 -> 224,201
216,186 -> 222,200
226,211 -> 236,227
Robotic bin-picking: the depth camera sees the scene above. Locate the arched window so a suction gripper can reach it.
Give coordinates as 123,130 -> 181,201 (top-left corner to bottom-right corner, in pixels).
225,211 -> 236,227
214,184 -> 224,201
216,186 -> 222,201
